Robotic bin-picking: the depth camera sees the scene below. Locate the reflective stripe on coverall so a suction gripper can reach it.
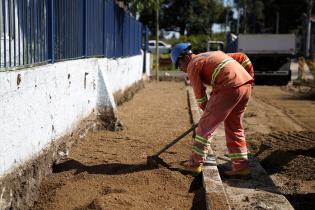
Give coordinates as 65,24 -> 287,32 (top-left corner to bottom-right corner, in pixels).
187,51 -> 254,170
227,52 -> 254,79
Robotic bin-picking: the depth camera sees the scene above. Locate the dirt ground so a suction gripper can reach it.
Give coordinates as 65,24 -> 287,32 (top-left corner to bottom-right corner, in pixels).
32,81 -> 206,210
31,81 -> 315,210
245,85 -> 315,210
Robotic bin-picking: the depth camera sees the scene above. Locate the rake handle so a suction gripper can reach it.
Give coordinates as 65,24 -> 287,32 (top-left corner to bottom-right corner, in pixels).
152,123 -> 199,157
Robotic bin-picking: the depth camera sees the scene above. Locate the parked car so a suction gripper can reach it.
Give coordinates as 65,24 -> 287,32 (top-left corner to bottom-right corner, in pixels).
148,40 -> 172,54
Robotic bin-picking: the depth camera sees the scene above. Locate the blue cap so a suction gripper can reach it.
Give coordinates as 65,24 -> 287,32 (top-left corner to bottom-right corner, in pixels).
171,43 -> 191,67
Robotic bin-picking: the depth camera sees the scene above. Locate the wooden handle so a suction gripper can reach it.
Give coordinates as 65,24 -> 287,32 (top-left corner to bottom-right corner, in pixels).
153,123 -> 198,157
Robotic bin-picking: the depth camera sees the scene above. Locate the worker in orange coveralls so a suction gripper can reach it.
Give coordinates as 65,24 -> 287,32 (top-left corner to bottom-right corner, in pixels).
170,43 -> 254,176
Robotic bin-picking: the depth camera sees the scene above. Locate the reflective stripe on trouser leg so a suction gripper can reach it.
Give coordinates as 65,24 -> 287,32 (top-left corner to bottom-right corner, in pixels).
227,146 -> 249,171
190,135 -> 211,165
224,84 -> 251,171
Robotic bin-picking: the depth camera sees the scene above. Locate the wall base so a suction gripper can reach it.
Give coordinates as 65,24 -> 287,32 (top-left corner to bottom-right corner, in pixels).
0,114 -> 98,210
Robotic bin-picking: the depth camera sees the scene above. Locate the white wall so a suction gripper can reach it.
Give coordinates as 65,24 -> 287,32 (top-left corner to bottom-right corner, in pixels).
0,53 -> 150,177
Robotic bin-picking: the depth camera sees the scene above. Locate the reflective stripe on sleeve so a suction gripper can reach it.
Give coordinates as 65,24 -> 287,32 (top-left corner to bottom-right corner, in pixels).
196,95 -> 207,104
241,59 -> 252,68
211,58 -> 234,85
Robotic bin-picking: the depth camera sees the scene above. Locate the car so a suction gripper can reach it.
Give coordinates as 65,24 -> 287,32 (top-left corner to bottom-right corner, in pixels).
148,40 -> 172,54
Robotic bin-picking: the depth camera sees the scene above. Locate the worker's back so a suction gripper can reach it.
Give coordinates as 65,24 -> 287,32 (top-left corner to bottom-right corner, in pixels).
187,51 -> 253,91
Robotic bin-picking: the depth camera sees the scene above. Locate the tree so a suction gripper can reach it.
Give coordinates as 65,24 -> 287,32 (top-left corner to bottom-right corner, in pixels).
188,0 -> 224,35
116,0 -> 166,35
263,0 -> 310,33
124,0 -> 225,36
234,0 -> 315,34
116,0 -> 159,14
160,0 -> 192,35
234,0 -> 264,33
160,0 -> 224,35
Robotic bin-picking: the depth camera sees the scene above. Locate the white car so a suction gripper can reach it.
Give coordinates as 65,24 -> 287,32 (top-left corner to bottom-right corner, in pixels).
148,40 -> 172,54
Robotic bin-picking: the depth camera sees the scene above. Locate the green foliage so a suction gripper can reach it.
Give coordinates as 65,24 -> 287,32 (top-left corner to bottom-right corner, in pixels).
167,33 -> 226,53
139,0 -> 225,36
234,0 -> 314,34
116,0 -> 164,12
188,0 -> 224,35
262,0 -> 310,33
235,0 -> 265,33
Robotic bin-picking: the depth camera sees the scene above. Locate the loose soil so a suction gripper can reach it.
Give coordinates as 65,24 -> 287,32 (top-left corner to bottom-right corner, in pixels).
32,81 -> 206,210
246,85 -> 315,210
32,82 -> 315,210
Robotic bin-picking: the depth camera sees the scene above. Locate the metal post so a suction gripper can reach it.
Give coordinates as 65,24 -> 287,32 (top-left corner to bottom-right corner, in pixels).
276,12 -> 279,34
22,0 -> 24,65
26,0 -> 29,64
83,0 -> 86,57
3,0 -> 6,67
0,0 -> 2,67
8,0 -> 11,66
47,0 -> 55,63
17,0 -> 20,65
44,0 -> 47,61
243,4 -> 247,33
103,0 -> 105,56
156,0 -> 159,81
51,0 -> 55,63
252,0 -> 256,33
37,0 -> 40,62
34,0 -> 37,63
306,0 -> 313,57
13,0 -> 16,66
39,0 -> 42,61
236,3 -> 240,34
30,0 -> 32,63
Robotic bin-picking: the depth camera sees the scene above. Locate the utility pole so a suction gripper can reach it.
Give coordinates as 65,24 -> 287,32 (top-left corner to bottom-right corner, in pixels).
156,0 -> 159,81
276,12 -> 279,34
306,0 -> 313,57
243,4 -> 247,33
225,0 -> 233,33
236,2 -> 240,34
252,0 -> 256,33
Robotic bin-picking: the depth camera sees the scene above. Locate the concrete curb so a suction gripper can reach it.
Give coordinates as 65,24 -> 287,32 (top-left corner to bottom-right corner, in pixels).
187,87 -> 231,210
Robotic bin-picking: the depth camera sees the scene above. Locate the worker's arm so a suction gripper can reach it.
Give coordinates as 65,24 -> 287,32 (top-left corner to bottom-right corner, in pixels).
228,52 -> 254,79
188,61 -> 207,110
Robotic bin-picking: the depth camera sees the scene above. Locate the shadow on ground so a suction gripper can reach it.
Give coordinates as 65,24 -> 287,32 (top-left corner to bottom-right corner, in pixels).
52,159 -> 154,175
189,173 -> 207,210
53,157 -> 198,176
285,193 -> 315,210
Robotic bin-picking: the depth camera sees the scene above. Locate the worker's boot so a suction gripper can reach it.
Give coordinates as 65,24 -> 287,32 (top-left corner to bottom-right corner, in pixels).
224,167 -> 251,178
180,161 -> 202,176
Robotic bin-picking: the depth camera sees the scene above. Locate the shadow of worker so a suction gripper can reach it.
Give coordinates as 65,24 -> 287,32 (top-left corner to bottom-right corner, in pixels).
53,159 -> 153,175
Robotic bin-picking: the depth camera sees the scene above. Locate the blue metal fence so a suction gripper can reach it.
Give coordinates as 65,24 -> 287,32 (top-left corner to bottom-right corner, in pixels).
0,0 -> 48,68
0,0 -> 147,69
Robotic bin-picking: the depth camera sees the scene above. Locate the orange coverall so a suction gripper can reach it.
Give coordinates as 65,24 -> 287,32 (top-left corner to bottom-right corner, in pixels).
187,51 -> 254,171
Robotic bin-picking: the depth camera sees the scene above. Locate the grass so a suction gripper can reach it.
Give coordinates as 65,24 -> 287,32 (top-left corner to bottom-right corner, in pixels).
152,53 -> 176,71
